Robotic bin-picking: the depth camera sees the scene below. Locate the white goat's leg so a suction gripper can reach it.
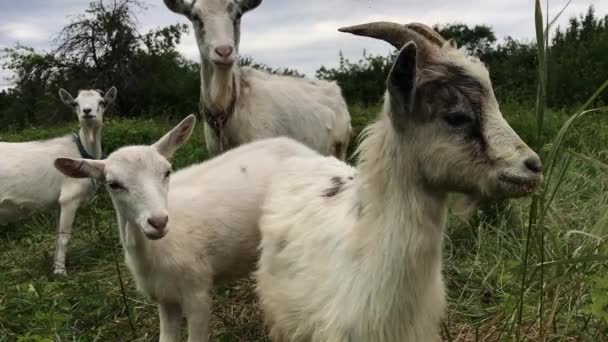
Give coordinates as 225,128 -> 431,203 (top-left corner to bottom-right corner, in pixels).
53,187 -> 85,275
184,291 -> 211,342
159,302 -> 182,342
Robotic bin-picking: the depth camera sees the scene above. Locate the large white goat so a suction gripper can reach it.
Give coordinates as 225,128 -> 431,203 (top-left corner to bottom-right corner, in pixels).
162,0 -> 352,159
255,22 -> 543,341
54,115 -> 316,342
0,87 -> 117,275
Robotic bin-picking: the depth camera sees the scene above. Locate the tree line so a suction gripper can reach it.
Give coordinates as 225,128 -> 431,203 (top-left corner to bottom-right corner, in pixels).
1,0 -> 606,129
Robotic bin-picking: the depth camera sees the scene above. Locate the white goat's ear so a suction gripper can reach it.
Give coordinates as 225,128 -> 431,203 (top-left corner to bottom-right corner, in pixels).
59,89 -> 74,106
387,42 -> 417,124
153,114 -> 197,158
54,158 -> 105,180
104,86 -> 117,104
239,0 -> 262,13
163,0 -> 192,16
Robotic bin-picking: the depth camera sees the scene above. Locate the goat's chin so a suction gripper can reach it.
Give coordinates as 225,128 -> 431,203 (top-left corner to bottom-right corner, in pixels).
140,226 -> 168,240
495,174 -> 542,199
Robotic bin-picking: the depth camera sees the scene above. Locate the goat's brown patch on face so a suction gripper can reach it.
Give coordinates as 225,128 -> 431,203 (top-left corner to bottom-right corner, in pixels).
323,176 -> 345,198
418,62 -> 489,152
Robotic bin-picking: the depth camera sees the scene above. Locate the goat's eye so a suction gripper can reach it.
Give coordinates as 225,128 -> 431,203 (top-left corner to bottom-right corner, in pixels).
99,100 -> 106,106
108,182 -> 126,191
444,112 -> 473,127
71,102 -> 78,107
164,170 -> 172,179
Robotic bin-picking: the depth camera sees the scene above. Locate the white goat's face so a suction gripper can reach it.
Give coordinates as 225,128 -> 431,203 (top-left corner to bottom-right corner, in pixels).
389,43 -> 542,199
103,147 -> 173,240
163,0 -> 262,66
54,115 -> 197,240
339,22 -> 542,199
59,87 -> 117,127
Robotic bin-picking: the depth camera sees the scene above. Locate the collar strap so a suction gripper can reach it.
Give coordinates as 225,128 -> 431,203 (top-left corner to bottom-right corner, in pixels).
199,76 -> 238,153
72,133 -> 105,160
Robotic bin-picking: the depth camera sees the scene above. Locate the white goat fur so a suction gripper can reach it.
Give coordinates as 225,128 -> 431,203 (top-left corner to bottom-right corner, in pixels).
55,115 -> 317,342
255,26 -> 542,341
163,0 -> 352,159
0,87 -> 116,275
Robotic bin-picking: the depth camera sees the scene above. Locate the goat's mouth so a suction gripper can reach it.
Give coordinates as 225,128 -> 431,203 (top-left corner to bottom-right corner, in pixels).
82,115 -> 96,120
140,226 -> 167,240
497,173 -> 542,197
212,58 -> 235,67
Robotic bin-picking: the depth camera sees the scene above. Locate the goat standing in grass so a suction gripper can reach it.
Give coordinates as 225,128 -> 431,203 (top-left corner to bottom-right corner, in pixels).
162,0 -> 352,159
54,115 -> 317,342
255,22 -> 543,342
0,87 -> 116,275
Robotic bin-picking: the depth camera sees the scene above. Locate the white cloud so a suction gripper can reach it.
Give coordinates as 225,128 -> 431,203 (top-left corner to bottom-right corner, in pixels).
1,0 -> 607,85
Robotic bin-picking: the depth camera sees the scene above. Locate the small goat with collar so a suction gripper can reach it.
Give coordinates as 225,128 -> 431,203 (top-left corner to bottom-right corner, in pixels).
0,86 -> 116,275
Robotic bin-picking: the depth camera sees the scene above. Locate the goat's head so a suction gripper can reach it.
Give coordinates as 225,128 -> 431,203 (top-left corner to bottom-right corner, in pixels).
163,0 -> 262,67
59,87 -> 117,128
340,22 -> 542,199
54,114 -> 196,240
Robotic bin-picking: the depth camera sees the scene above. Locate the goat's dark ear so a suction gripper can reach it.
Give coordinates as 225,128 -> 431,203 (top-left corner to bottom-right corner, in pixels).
239,0 -> 262,13
55,158 -> 105,180
58,88 -> 74,106
387,42 -> 417,124
163,0 -> 192,16
104,86 -> 117,104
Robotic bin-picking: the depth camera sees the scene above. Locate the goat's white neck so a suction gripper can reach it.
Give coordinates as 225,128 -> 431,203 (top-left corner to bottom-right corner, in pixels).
78,124 -> 102,159
200,59 -> 240,112
354,113 -> 448,302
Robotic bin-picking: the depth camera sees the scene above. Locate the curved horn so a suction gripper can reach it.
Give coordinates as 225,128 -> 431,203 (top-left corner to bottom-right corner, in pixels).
405,23 -> 446,46
338,21 -> 430,50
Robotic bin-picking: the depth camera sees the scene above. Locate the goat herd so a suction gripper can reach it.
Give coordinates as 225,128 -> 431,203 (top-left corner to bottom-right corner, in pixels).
0,1 -> 544,341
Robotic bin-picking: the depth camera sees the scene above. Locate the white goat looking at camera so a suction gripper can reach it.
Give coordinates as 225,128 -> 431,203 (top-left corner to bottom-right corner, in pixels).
255,22 -> 543,342
0,87 -> 117,275
163,0 -> 352,159
54,115 -> 317,342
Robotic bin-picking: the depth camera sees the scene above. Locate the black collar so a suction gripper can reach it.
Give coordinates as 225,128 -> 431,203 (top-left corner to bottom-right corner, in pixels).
72,133 -> 105,160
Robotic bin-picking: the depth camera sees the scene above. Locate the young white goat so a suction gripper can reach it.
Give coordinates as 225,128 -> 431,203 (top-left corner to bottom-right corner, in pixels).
0,87 -> 117,275
163,0 -> 352,159
255,22 -> 544,341
54,115 -> 317,342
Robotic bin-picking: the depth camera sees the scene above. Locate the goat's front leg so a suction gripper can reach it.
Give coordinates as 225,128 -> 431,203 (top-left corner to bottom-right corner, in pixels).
184,291 -> 212,342
53,193 -> 83,275
159,302 -> 182,342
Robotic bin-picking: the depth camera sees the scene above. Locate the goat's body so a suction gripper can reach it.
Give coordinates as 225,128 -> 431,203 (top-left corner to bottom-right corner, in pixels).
203,67 -> 352,159
0,136 -> 94,223
117,137 -> 316,342
256,120 -> 447,342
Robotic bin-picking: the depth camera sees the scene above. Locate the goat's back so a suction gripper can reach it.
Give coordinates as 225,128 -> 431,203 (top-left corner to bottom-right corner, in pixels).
162,137 -> 318,284
0,136 -> 86,221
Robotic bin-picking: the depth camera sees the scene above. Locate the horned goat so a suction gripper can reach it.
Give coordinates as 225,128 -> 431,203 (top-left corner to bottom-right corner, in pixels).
255,22 -> 543,341
162,0 -> 352,159
54,115 -> 317,342
0,87 -> 117,275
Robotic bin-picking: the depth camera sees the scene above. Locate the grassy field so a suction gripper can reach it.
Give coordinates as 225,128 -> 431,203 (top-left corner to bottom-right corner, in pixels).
0,101 -> 607,341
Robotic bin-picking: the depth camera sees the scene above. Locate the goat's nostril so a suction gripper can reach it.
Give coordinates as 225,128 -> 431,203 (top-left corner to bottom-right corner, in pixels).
148,216 -> 169,231
214,46 -> 234,58
524,156 -> 542,173
83,108 -> 92,114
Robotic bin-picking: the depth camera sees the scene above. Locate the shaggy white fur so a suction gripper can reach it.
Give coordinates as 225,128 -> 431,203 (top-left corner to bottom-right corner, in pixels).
255,23 -> 542,342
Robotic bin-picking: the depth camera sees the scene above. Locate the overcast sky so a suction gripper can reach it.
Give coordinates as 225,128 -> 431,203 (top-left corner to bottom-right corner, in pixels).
1,0 -> 607,89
